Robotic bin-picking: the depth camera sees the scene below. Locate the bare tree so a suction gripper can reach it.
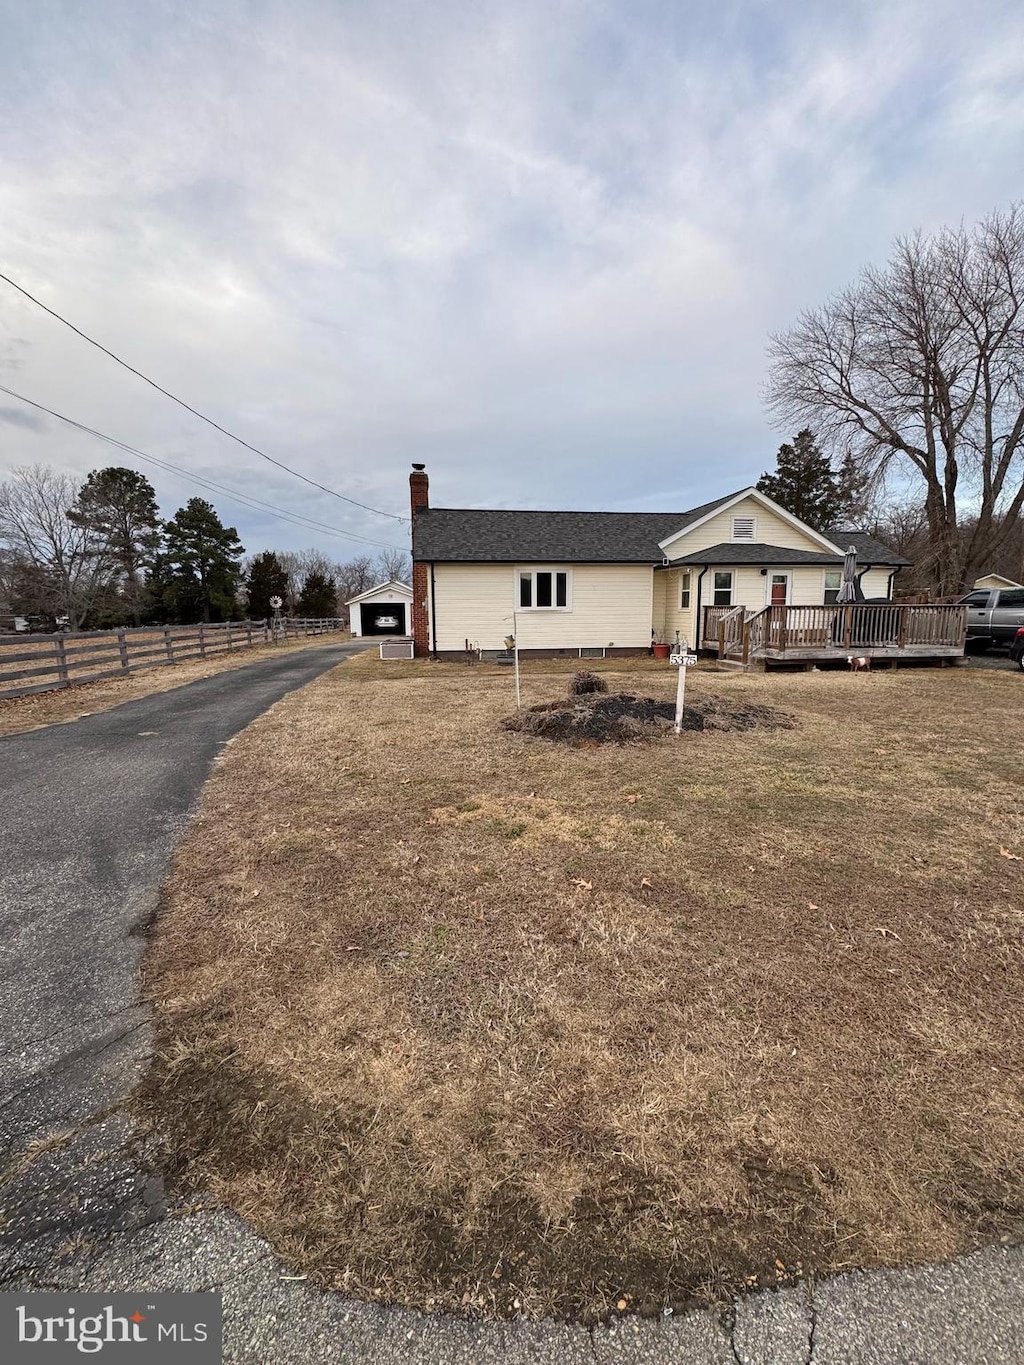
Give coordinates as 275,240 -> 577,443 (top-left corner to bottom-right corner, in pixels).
273,549 -> 338,607
0,465 -> 113,628
767,205 -> 1024,595
374,546 -> 411,583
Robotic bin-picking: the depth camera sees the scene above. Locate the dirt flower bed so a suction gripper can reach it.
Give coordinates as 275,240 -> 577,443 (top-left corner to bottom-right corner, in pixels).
141,654 -> 1024,1321
503,689 -> 795,743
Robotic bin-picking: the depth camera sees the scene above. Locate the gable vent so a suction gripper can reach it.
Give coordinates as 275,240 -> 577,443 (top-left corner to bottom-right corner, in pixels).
732,516 -> 756,541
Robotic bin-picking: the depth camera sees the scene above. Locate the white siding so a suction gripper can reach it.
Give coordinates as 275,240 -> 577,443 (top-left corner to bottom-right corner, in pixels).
653,563 -> 898,647
660,494 -> 838,559
859,567 -> 896,599
432,563 -> 653,652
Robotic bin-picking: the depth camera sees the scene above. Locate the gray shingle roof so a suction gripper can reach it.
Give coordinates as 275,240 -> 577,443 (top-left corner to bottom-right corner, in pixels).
826,530 -> 911,566
412,494 -> 736,563
670,543 -> 845,566
411,498 -> 909,566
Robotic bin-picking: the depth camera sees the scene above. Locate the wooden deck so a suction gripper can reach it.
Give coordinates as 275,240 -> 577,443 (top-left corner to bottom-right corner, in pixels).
701,603 -> 967,668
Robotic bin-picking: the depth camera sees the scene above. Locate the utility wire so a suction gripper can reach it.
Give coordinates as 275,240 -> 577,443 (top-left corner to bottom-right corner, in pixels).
0,382 -> 407,553
0,269 -> 407,523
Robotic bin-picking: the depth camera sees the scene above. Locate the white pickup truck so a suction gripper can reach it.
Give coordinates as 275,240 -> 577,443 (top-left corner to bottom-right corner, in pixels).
963,586 -> 1024,651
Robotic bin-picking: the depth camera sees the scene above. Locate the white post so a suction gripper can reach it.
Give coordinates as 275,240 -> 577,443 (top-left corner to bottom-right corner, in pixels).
513,606 -> 521,709
674,659 -> 687,734
672,638 -> 694,734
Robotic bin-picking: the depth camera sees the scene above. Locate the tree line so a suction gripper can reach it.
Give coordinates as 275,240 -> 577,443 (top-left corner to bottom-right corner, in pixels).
0,463 -> 410,630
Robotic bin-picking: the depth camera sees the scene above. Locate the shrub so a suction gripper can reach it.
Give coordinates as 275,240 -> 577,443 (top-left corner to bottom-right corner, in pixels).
568,669 -> 608,697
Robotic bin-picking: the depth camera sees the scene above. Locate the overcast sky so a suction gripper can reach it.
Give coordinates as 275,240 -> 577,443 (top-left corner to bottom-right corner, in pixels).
1,0 -> 1023,560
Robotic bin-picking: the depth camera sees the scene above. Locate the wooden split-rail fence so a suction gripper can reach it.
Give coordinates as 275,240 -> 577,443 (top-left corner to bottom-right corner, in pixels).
0,618 -> 346,701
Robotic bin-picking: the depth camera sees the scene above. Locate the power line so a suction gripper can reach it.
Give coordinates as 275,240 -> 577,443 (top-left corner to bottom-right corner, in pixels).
0,269 -> 407,523
0,382 -> 408,553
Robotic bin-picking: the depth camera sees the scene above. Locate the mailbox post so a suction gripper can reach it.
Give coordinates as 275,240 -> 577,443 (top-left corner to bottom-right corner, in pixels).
669,641 -> 698,733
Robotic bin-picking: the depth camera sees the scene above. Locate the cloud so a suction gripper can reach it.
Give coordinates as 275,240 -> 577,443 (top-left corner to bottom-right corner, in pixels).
0,406 -> 45,431
0,0 -> 1022,551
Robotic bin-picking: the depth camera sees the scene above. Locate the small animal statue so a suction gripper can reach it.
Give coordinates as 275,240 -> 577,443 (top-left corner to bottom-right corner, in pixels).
848,655 -> 870,672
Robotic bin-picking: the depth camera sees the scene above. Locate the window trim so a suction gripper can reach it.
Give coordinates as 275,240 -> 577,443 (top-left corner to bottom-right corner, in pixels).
823,569 -> 842,605
516,566 -> 572,612
712,570 -> 733,607
680,571 -> 692,610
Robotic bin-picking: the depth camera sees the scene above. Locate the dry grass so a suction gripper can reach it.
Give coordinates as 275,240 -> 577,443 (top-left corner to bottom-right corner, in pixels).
0,634 -> 351,737
141,655 -> 1024,1320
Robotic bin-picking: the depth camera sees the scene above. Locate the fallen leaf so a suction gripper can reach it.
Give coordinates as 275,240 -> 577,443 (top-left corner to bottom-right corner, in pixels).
571,878 -> 593,890
874,927 -> 902,940
1000,847 -> 1022,861
624,794 -> 641,805
472,865 -> 481,874
251,888 -> 261,899
640,876 -> 653,889
399,777 -> 411,785
775,1259 -> 786,1273
808,902 -> 819,910
345,945 -> 362,952
616,1298 -> 628,1311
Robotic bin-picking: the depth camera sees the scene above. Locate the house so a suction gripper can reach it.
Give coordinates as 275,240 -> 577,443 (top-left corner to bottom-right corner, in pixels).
973,572 -> 1024,591
346,580 -> 414,637
408,464 -> 926,662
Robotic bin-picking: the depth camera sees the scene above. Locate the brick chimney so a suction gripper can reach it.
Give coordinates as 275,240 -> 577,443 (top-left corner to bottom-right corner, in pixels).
410,464 -> 430,657
410,462 -> 429,516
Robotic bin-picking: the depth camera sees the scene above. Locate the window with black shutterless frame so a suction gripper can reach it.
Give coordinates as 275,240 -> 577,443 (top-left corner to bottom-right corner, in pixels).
518,568 -> 569,609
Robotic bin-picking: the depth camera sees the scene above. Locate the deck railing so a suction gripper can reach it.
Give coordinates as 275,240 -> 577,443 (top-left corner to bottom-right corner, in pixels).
710,602 -> 966,660
715,605 -> 748,659
703,604 -> 747,644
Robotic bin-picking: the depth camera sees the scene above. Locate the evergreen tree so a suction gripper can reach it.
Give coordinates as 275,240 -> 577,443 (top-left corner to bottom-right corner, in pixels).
756,429 -> 844,532
296,568 -> 336,618
67,467 -> 162,624
835,452 -> 872,526
162,498 -> 244,622
246,551 -> 290,619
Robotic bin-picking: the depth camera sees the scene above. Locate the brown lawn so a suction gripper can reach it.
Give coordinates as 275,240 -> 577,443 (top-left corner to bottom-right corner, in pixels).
140,654 -> 1024,1320
0,633 -> 351,737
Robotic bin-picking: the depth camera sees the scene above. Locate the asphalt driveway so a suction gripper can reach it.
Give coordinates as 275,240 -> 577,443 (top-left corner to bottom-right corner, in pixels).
0,644 -> 1021,1363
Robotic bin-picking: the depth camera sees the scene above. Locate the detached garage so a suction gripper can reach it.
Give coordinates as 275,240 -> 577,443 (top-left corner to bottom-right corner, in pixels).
346,580 -> 414,637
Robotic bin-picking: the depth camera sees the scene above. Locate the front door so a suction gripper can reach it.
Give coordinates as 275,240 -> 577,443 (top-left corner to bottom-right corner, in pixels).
769,573 -> 789,606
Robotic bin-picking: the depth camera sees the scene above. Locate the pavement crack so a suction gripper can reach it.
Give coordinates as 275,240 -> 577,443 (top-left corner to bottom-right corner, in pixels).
0,1005 -> 145,1061
587,1323 -> 599,1361
722,1304 -> 743,1365
806,1286 -> 818,1365
0,1021 -> 148,1112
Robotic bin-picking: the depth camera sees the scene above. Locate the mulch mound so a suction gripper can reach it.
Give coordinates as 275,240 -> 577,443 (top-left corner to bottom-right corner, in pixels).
502,692 -> 795,744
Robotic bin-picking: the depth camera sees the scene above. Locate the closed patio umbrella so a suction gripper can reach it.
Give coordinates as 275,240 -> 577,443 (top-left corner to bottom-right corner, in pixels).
837,546 -> 859,604
828,545 -> 859,649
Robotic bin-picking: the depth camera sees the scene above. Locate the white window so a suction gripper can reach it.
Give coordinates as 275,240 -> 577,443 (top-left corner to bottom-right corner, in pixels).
824,570 -> 842,605
731,515 -> 756,541
518,568 -> 570,610
713,571 -> 733,607
680,571 -> 692,609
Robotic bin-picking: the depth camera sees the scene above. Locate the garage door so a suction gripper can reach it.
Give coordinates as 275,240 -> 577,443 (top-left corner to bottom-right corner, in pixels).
359,602 -> 407,635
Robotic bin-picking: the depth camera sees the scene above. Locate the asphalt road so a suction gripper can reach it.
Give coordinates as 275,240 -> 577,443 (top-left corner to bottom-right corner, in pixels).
1,644 -> 1021,1363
